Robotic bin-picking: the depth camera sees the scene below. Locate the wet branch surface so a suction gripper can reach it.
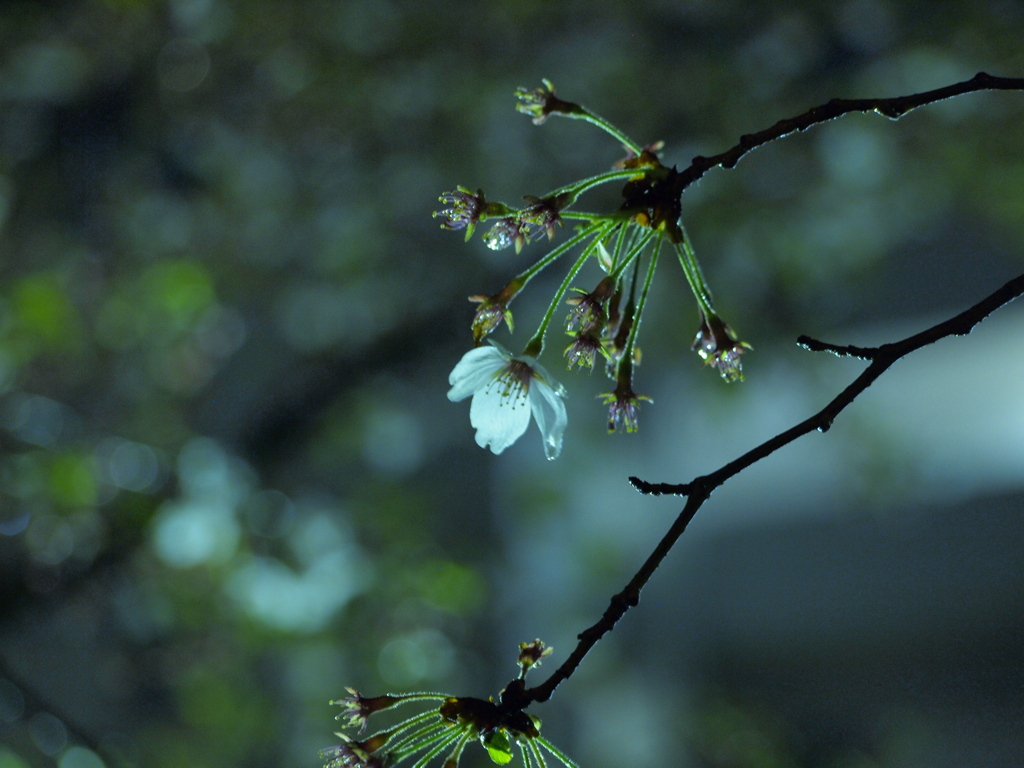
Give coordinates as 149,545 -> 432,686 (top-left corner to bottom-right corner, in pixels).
677,72 -> 1024,192
507,71 -> 1024,709
513,271 -> 1024,707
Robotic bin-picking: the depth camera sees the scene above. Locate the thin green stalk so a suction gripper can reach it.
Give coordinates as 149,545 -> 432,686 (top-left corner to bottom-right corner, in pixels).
520,742 -> 535,768
559,211 -> 623,222
536,737 -> 581,768
625,223 -> 653,264
546,168 -> 650,201
570,109 -> 643,155
408,728 -> 463,768
622,234 -> 663,359
388,719 -> 447,757
381,711 -> 444,747
673,241 -> 705,309
610,228 -> 656,283
523,225 -> 612,356
674,227 -> 714,313
334,692 -> 447,712
444,730 -> 473,767
517,222 -> 605,286
608,219 -> 630,272
528,740 -> 549,768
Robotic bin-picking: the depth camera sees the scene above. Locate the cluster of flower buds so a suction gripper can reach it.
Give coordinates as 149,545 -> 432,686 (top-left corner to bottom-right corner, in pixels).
435,189 -> 574,256
321,641 -> 576,768
438,81 -> 750,459
516,639 -> 553,677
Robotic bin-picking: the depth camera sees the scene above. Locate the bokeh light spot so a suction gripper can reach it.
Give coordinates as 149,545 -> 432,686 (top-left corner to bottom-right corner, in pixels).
96,438 -> 162,493
177,437 -> 247,501
12,275 -> 82,349
227,510 -> 368,632
28,712 -> 67,756
416,560 -> 484,616
152,500 -> 240,568
0,747 -> 30,768
241,489 -> 294,538
57,747 -> 105,768
48,453 -> 98,508
142,260 -> 216,331
362,408 -> 423,476
336,0 -> 399,55
276,283 -> 374,352
157,38 -> 211,92
7,43 -> 90,103
3,394 -> 65,448
0,679 -> 25,723
26,514 -> 76,566
263,46 -> 312,97
378,629 -> 455,687
0,348 -> 17,395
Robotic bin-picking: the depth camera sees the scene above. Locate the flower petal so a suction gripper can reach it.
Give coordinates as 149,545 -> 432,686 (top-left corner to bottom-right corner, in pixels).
528,369 -> 568,460
447,346 -> 507,402
469,381 -> 531,454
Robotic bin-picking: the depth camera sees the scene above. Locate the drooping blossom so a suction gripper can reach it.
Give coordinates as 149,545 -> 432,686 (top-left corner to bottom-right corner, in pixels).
433,188 -> 487,240
599,379 -> 651,433
692,310 -> 751,383
521,193 -> 570,242
333,689 -> 404,733
320,734 -> 388,768
565,276 -> 615,333
483,217 -> 528,253
469,295 -> 513,345
564,331 -> 603,371
448,342 -> 567,460
517,639 -> 554,674
513,79 -> 578,125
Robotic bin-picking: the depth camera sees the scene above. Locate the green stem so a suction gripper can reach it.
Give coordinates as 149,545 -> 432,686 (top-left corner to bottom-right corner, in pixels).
674,227 -> 714,315
536,737 -> 581,768
568,109 -> 643,155
608,219 -> 630,273
407,728 -> 463,768
622,234 -> 662,359
388,719 -> 447,757
382,710 -> 443,746
517,222 -> 605,286
528,740 -> 549,768
523,225 -> 612,356
610,228 -> 656,282
547,168 -> 650,202
559,210 -> 623,221
445,730 -> 473,767
520,741 -> 535,768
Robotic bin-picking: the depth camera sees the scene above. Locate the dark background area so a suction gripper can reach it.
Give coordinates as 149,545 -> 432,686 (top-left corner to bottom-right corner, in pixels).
1,1 -> 1023,767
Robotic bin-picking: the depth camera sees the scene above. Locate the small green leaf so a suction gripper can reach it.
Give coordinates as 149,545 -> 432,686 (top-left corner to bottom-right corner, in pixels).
482,730 -> 513,765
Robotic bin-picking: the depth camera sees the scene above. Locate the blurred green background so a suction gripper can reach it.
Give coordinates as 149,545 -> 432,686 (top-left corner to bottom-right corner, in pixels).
1,1 -> 1023,767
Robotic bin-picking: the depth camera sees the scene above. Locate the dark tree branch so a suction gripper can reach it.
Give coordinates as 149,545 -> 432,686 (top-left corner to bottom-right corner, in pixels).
513,272 -> 1024,707
632,272 -> 1024,496
795,335 -> 876,359
677,72 -> 1024,192
493,74 -> 1024,712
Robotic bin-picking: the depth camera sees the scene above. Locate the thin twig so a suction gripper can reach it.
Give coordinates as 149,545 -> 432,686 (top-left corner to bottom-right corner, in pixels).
796,335 -> 876,359
676,72 -> 1024,192
497,73 -> 1024,710
515,272 -> 1024,706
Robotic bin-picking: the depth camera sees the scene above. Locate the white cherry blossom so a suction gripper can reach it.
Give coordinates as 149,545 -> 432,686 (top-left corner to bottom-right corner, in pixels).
447,342 -> 567,460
